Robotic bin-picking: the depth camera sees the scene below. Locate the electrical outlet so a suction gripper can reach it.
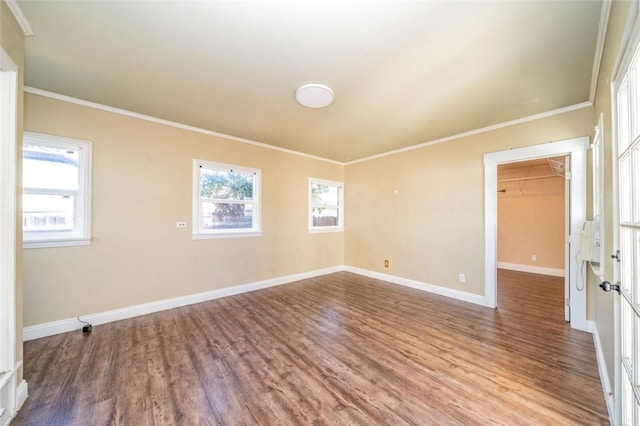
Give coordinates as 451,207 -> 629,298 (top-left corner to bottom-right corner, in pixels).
458,274 -> 465,283
531,254 -> 537,261
384,260 -> 389,268
176,222 -> 187,228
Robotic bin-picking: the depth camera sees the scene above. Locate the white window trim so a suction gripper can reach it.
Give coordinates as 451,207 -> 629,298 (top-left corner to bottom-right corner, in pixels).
192,159 -> 262,239
309,177 -> 344,233
23,132 -> 92,249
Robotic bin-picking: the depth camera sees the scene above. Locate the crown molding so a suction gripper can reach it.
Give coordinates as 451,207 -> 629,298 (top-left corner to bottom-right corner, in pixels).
5,0 -> 34,36
590,0 -> 611,102
345,102 -> 593,165
24,87 -> 344,166
25,86 -> 593,168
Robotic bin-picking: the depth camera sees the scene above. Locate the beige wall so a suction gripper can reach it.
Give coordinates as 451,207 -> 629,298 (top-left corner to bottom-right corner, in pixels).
1,0 -> 25,383
592,0 -> 634,397
497,163 -> 565,270
24,93 -> 594,326
345,107 -> 593,297
23,93 -> 344,326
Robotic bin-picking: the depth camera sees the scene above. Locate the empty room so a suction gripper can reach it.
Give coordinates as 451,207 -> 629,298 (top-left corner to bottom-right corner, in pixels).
1,0 -> 637,424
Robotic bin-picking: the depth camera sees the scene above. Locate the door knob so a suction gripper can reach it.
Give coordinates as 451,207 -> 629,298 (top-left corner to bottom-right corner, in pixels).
600,281 -> 620,293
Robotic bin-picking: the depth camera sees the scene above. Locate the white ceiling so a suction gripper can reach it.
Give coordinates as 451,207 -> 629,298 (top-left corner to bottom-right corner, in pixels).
17,1 -> 605,163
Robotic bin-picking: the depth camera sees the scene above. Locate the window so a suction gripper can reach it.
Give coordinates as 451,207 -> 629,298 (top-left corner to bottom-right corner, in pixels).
193,159 -> 261,239
309,178 -> 344,232
23,132 -> 92,248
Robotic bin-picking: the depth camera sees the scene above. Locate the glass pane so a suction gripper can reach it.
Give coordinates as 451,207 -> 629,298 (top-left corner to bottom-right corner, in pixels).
636,229 -> 640,306
622,374 -> 633,426
23,145 -> 79,191
634,146 -> 640,224
623,299 -> 634,362
23,193 -> 74,232
311,183 -> 339,206
622,227 -> 634,295
312,207 -> 339,227
621,154 -> 632,224
634,63 -> 640,141
200,168 -> 254,200
636,313 -> 640,386
201,202 -> 253,230
619,78 -> 631,154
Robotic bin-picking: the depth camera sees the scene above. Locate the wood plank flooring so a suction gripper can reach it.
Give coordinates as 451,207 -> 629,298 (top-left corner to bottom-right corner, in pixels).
13,270 -> 609,425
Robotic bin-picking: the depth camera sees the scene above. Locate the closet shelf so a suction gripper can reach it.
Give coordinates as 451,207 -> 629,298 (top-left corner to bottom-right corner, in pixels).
497,174 -> 564,183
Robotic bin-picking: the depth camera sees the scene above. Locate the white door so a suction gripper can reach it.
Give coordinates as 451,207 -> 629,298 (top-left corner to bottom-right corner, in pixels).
613,37 -> 640,425
616,89 -> 640,425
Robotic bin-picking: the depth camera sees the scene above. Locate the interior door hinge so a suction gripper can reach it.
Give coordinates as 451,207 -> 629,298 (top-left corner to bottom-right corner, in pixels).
565,298 -> 570,306
565,171 -> 572,180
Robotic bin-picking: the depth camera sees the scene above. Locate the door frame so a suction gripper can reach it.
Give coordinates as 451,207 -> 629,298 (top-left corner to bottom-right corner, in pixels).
483,137 -> 589,331
0,46 -> 22,421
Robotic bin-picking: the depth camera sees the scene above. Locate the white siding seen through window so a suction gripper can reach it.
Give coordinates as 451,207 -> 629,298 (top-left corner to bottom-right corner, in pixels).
22,132 -> 92,248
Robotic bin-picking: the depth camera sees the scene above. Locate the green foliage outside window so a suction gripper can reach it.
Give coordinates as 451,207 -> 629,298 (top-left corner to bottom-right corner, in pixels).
200,168 -> 254,226
200,169 -> 253,200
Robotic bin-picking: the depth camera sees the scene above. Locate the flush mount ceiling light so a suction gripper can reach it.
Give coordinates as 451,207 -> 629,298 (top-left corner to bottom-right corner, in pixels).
295,83 -> 334,108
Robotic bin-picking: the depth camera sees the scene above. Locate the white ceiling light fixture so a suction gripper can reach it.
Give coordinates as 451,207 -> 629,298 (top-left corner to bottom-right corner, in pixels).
295,83 -> 334,108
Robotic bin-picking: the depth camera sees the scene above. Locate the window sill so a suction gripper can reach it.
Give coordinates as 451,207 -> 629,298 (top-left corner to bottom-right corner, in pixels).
193,231 -> 262,240
24,238 -> 91,249
309,227 -> 344,234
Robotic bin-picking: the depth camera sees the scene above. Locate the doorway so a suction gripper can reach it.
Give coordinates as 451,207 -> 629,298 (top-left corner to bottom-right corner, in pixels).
483,137 -> 589,331
496,157 -> 568,320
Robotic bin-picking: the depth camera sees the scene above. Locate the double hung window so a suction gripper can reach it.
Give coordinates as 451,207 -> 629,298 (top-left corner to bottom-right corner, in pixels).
309,178 -> 344,232
23,132 -> 92,248
193,159 -> 261,238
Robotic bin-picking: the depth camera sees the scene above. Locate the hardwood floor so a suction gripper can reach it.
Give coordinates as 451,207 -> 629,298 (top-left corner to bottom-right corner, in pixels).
13,270 -> 609,425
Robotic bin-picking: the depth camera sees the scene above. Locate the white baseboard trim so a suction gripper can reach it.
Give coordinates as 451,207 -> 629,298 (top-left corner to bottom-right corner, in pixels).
23,265 -> 344,341
344,266 -> 487,307
15,379 -> 28,412
585,320 -> 595,333
0,361 -> 26,425
591,320 -> 614,424
25,264 -> 499,340
497,262 -> 565,277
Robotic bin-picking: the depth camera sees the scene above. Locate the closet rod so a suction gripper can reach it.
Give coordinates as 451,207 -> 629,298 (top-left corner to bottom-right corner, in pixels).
498,174 -> 563,183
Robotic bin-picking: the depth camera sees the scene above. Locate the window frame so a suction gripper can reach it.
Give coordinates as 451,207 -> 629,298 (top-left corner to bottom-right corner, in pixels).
192,159 -> 262,239
22,132 -> 92,249
308,177 -> 344,233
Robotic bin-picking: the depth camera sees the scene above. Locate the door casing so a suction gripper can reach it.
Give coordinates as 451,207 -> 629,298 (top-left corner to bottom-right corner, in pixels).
484,137 -> 589,330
